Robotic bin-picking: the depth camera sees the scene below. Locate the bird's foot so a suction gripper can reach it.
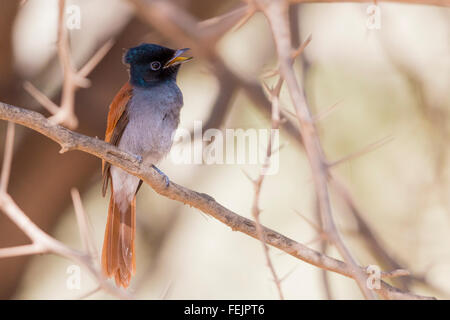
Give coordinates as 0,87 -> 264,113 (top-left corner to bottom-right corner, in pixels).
152,165 -> 170,187
134,154 -> 143,164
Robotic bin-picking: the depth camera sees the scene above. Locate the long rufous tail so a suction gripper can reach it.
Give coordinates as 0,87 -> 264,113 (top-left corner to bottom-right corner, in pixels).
101,184 -> 136,288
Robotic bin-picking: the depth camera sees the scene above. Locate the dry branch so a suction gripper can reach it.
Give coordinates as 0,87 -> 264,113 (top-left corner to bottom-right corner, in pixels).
24,0 -> 113,129
255,0 -> 376,299
249,78 -> 285,300
0,120 -> 128,298
0,0 -> 445,299
0,101 -> 435,300
0,191 -> 129,299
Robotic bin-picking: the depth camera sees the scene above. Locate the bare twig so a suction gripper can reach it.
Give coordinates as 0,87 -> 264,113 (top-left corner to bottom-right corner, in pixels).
327,136 -> 394,168
256,0 -> 375,299
0,192 -> 130,299
0,122 -> 128,298
312,99 -> 344,122
23,81 -> 60,114
0,122 -> 15,194
249,79 -> 284,300
24,0 -> 113,129
71,188 -> 98,261
73,285 -> 101,300
0,243 -> 44,258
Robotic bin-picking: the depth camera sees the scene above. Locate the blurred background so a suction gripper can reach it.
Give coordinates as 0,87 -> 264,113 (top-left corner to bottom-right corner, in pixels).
0,0 -> 449,299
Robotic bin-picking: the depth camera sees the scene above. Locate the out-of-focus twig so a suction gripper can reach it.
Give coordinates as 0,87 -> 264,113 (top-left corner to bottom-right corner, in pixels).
71,188 -> 98,262
0,122 -> 128,299
327,136 -> 394,168
247,78 -> 284,299
2,0 -> 444,300
0,122 -> 14,194
330,175 -> 449,295
255,0 -> 376,299
24,0 -> 114,129
0,192 -> 130,299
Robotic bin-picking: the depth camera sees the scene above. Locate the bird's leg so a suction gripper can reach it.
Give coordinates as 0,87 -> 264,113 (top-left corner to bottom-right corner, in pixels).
151,164 -> 170,187
134,154 -> 143,164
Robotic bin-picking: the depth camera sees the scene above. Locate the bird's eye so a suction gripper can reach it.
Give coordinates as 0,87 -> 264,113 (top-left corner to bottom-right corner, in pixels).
150,61 -> 161,71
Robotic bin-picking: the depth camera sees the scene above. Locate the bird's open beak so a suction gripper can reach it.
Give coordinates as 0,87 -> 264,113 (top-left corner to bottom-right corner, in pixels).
164,48 -> 192,68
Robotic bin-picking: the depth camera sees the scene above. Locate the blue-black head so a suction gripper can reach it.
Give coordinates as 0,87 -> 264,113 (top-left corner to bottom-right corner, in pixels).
124,43 -> 192,88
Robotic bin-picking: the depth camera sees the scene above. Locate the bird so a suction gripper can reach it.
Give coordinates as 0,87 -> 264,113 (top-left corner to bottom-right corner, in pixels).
101,43 -> 192,288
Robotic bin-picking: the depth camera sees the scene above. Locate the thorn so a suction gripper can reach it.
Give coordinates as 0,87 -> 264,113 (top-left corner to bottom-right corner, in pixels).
272,77 -> 283,97
73,74 -> 91,88
197,210 -> 211,222
262,81 -> 272,96
160,281 -> 173,300
293,209 -> 321,232
270,142 -> 286,156
200,5 -> 254,43
291,34 -> 312,59
262,77 -> 283,100
312,98 -> 345,122
280,107 -> 297,120
279,266 -> 298,283
327,135 -> 394,168
78,39 -> 115,78
262,67 -> 280,79
232,5 -> 257,32
304,235 -> 327,246
23,81 -> 60,114
241,169 -> 255,184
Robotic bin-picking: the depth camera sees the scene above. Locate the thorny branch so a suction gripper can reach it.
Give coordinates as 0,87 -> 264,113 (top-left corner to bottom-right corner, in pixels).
0,120 -> 129,299
125,2 -> 438,297
247,33 -> 311,299
254,0 -> 377,299
248,77 -> 285,300
0,0 -> 445,299
0,101 -> 435,300
24,0 -> 113,129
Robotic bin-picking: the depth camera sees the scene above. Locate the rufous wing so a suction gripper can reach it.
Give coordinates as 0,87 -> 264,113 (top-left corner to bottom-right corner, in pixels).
102,82 -> 133,196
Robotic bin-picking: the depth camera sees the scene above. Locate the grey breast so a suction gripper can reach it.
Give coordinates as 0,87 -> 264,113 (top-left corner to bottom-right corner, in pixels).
118,81 -> 183,164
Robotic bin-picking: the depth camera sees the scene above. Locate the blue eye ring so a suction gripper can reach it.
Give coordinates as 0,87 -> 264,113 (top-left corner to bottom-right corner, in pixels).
150,61 -> 161,71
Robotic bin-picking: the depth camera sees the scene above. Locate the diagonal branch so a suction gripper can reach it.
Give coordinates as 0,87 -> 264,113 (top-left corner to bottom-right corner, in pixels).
0,101 -> 435,300
0,192 -> 130,299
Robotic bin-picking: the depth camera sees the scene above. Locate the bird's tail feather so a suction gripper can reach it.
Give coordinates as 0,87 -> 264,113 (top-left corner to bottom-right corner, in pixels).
101,184 -> 136,288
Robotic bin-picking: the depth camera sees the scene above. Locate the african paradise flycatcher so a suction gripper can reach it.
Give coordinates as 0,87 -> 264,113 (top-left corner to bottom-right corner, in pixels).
101,44 -> 192,288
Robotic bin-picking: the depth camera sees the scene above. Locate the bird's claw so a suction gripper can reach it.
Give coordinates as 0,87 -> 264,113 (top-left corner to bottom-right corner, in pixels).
152,165 -> 170,187
134,154 -> 143,164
